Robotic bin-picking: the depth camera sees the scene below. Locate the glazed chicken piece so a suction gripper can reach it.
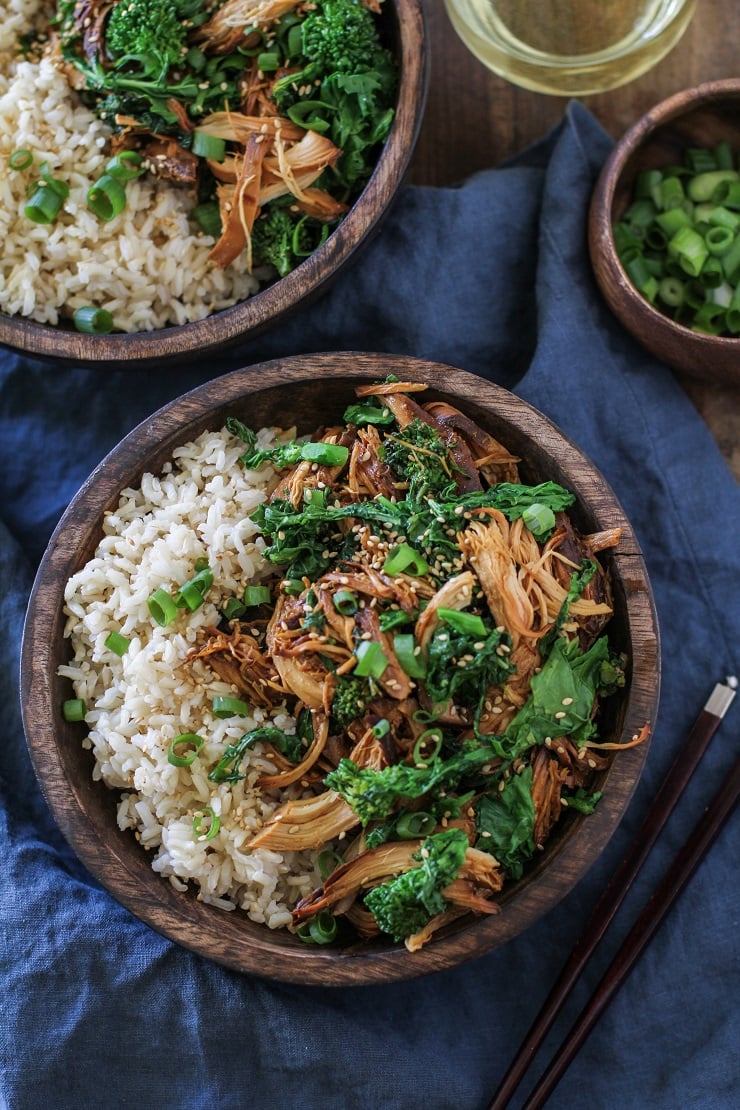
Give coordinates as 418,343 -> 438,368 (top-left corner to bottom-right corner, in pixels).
188,623 -> 286,708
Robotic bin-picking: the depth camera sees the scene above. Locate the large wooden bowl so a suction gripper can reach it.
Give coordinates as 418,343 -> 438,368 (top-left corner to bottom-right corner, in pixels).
589,79 -> 740,385
0,0 -> 426,369
20,353 -> 660,985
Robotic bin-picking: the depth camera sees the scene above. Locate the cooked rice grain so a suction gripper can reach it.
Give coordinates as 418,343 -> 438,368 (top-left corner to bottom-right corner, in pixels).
60,426 -> 318,928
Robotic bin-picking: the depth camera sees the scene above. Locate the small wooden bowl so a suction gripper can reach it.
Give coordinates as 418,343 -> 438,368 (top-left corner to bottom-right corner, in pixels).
590,79 -> 740,385
0,0 -> 426,369
20,353 -> 660,985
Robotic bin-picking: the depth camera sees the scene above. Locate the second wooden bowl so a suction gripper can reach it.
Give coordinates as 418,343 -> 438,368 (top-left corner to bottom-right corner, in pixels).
589,79 -> 740,385
0,0 -> 427,368
20,353 -> 660,985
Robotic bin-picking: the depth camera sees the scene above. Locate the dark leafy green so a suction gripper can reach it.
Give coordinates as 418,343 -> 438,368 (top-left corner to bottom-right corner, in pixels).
475,768 -> 535,880
488,635 -> 619,762
363,829 -> 469,941
208,725 -> 303,783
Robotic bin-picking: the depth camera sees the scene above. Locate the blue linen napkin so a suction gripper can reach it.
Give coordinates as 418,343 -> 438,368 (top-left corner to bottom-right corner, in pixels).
1,103 -> 738,1110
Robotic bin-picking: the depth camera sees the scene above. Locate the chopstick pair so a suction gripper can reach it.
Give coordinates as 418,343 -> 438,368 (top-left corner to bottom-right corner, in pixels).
488,674 -> 738,1110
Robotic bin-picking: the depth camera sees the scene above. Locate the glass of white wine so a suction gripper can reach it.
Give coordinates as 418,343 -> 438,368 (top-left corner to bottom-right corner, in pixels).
443,0 -> 697,96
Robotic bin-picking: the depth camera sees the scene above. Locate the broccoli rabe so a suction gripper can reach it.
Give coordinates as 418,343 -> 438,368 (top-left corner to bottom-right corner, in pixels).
330,675 -> 374,731
364,829 -> 468,941
251,206 -> 331,278
300,0 -> 388,75
106,0 -> 188,78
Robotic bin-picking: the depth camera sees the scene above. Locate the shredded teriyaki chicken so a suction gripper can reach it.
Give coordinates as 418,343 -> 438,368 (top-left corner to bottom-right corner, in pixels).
189,379 -> 650,951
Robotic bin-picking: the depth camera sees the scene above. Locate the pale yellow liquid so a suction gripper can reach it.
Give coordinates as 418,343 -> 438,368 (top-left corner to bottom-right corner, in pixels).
444,0 -> 697,95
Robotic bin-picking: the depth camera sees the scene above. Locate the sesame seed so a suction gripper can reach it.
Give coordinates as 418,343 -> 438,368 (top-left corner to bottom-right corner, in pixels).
562,697 -> 574,705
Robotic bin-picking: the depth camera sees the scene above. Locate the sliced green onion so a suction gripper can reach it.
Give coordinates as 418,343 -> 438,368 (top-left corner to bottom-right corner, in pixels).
62,698 -> 86,722
212,695 -> 249,718
396,810 -> 436,839
191,130 -> 226,162
297,911 -> 338,945
175,566 -> 214,611
705,225 -> 734,255
700,256 -> 724,288
686,147 -> 718,174
413,728 -> 443,765
656,176 -> 685,210
105,150 -> 144,181
243,585 -> 271,607
333,589 -> 358,616
708,205 -> 740,230
193,806 -> 220,841
286,21 -> 303,56
687,170 -> 739,203
222,598 -> 246,620
24,183 -> 63,224
721,234 -> 740,283
168,733 -> 205,766
521,502 -> 557,538
383,542 -> 429,577
371,718 -> 390,738
393,632 -> 426,678
87,174 -> 127,221
711,178 -> 740,209
658,276 -> 686,307
635,168 -> 663,199
624,254 -> 659,301
436,608 -> 488,638
317,849 -> 343,880
257,51 -> 280,71
73,306 -> 114,335
192,200 -> 222,238
283,578 -> 304,596
354,640 -> 388,679
300,441 -> 349,467
9,149 -> 33,170
147,587 -> 178,627
654,207 -> 692,236
104,630 -> 130,656
194,557 -> 210,573
726,284 -> 740,333
38,161 -> 70,198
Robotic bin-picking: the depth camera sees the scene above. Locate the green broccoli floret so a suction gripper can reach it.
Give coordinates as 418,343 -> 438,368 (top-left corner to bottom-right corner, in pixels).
364,829 -> 469,941
300,0 -> 386,75
330,675 -> 374,732
250,207 -> 297,279
106,0 -> 188,77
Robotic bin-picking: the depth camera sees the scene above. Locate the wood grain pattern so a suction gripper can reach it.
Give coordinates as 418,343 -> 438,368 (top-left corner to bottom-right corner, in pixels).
20,353 -> 660,985
0,0 -> 427,367
589,80 -> 740,385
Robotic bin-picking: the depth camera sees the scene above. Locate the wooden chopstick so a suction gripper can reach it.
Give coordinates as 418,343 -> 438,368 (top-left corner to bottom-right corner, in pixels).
488,675 -> 738,1110
521,749 -> 740,1108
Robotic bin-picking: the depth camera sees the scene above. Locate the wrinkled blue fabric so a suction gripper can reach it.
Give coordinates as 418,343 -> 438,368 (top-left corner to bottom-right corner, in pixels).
1,103 -> 738,1110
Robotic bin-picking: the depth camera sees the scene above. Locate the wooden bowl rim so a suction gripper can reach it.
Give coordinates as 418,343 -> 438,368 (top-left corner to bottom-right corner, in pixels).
20,352 -> 660,985
589,77 -> 740,357
0,0 -> 428,367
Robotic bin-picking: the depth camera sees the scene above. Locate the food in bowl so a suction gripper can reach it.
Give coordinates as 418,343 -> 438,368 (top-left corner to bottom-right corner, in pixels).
0,0 -> 397,332
614,139 -> 740,337
59,376 -> 648,951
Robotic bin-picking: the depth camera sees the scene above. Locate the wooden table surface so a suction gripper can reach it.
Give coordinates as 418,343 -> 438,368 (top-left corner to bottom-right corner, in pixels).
407,0 -> 740,479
